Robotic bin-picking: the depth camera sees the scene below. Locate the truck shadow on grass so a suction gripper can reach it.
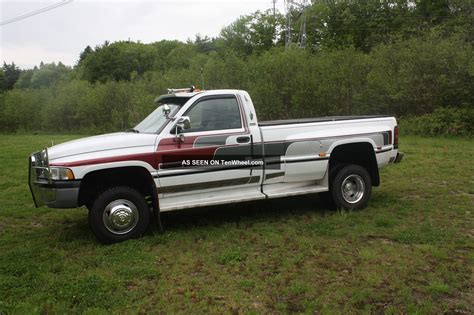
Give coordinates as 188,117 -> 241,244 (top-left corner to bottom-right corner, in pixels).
158,190 -> 402,233
54,193 -> 330,243
58,191 -> 399,243
160,193 -> 329,231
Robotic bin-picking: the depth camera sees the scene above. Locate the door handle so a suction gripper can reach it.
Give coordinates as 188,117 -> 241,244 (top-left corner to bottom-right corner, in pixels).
236,136 -> 250,143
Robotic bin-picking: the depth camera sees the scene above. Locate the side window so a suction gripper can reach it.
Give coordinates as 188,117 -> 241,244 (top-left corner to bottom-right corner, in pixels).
184,97 -> 242,133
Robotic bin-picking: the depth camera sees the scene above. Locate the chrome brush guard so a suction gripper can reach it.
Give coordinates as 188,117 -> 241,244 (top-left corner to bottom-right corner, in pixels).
28,147 -> 50,207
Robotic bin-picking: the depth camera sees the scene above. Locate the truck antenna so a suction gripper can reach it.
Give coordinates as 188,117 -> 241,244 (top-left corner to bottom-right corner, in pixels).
201,66 -> 205,90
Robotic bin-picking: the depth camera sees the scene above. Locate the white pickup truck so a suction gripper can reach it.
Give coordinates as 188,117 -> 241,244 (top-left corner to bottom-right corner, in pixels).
29,88 -> 403,243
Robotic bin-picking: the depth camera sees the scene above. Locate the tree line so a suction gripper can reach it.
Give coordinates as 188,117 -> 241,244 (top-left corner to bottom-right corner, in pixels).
0,0 -> 472,134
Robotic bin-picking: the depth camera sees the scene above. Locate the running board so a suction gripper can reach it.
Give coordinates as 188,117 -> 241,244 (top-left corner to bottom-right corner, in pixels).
159,183 -> 329,212
159,188 -> 266,212
263,182 -> 328,199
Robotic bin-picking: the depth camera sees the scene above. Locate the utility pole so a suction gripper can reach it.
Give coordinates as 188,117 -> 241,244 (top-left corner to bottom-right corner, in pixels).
272,0 -> 277,17
200,66 -> 205,90
297,0 -> 308,48
284,0 -> 309,50
284,0 -> 292,49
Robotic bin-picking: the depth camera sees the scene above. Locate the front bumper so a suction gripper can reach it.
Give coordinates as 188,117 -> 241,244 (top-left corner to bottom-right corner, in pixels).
29,154 -> 80,208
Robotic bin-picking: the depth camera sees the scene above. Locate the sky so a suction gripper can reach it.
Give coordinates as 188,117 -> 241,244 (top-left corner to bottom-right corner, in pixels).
0,0 -> 285,69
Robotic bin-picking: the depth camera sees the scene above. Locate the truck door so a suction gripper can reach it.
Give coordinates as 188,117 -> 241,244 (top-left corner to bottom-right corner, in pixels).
156,94 -> 262,198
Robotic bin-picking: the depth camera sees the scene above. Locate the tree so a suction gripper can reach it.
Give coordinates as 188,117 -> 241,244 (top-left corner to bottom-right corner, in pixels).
301,0 -> 419,52
14,68 -> 35,89
151,40 -> 183,72
164,44 -> 197,70
14,63 -> 71,89
78,41 -> 161,83
78,45 -> 93,64
220,10 -> 285,56
416,0 -> 451,25
193,34 -> 217,54
2,62 -> 21,90
31,62 -> 71,88
0,69 -> 5,92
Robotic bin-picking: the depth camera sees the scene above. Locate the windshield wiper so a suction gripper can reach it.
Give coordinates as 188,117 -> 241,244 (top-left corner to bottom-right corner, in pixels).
125,128 -> 140,133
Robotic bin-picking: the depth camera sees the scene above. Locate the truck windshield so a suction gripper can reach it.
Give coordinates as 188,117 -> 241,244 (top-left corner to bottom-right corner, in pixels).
133,104 -> 180,134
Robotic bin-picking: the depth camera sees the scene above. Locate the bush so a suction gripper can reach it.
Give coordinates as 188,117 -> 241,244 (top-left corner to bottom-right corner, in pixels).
399,107 -> 474,136
247,47 -> 370,120
365,34 -> 472,116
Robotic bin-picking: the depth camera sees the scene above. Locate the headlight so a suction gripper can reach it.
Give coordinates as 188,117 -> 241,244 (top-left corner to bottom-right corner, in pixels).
50,167 -> 75,180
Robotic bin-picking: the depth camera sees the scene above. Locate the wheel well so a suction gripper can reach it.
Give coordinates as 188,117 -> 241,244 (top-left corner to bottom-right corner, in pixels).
329,142 -> 380,186
78,167 -> 158,210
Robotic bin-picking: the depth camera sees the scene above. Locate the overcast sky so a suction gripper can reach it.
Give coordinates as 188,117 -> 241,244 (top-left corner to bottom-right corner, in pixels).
1,0 -> 285,69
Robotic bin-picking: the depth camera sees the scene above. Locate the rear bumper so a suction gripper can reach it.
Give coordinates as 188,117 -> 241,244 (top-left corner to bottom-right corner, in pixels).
394,152 -> 404,164
29,155 -> 80,208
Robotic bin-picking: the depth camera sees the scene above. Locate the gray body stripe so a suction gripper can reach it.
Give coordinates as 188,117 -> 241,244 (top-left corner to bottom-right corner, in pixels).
193,135 -> 229,147
157,176 -> 260,193
265,172 -> 285,180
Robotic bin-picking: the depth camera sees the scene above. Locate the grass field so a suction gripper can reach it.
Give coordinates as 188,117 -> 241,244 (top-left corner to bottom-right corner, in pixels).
0,135 -> 473,314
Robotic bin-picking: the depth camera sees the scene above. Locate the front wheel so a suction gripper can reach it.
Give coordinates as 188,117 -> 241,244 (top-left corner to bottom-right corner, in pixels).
330,164 -> 372,210
88,186 -> 150,244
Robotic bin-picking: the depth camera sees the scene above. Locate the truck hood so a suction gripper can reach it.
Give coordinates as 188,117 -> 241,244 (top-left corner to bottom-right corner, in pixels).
47,132 -> 157,161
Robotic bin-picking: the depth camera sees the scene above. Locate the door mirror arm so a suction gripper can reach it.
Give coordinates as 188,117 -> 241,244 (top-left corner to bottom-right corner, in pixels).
174,116 -> 191,142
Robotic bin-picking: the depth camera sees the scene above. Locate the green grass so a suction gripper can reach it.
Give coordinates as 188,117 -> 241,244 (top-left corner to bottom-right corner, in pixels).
0,135 -> 473,314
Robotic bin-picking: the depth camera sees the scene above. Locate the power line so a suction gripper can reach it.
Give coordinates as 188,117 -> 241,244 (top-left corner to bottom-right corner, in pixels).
0,0 -> 73,27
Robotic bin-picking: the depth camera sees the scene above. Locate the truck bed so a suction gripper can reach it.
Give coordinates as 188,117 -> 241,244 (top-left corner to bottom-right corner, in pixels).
258,115 -> 390,127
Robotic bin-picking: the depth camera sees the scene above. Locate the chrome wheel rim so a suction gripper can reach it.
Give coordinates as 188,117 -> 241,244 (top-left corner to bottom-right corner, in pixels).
341,174 -> 365,204
103,199 -> 139,235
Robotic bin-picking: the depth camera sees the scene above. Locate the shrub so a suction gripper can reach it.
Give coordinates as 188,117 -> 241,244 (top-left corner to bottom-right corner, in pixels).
399,106 -> 474,136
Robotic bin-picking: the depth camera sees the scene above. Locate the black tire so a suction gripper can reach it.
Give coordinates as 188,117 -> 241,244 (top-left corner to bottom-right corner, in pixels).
85,202 -> 93,212
88,186 -> 150,244
330,164 -> 372,210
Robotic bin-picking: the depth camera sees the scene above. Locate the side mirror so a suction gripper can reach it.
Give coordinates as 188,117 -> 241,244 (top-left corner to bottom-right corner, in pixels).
163,104 -> 171,118
175,116 -> 191,142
